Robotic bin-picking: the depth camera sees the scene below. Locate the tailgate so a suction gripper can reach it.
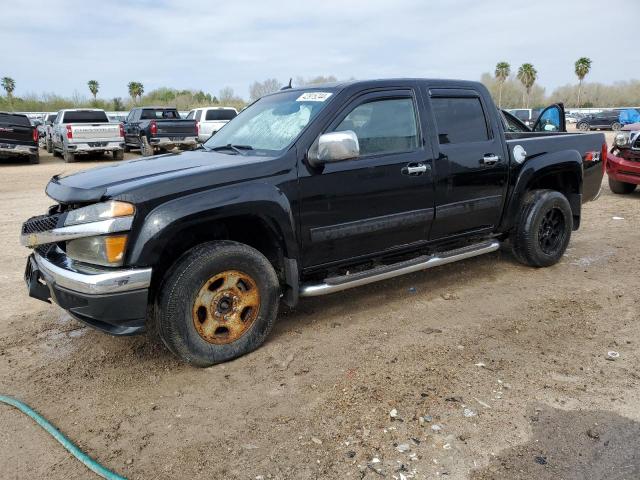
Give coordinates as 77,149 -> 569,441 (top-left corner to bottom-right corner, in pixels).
70,123 -> 121,141
0,124 -> 34,145
155,120 -> 197,136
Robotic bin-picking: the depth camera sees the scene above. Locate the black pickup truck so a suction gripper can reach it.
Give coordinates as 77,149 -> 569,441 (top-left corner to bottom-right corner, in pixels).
123,107 -> 198,156
0,112 -> 39,164
21,79 -> 605,366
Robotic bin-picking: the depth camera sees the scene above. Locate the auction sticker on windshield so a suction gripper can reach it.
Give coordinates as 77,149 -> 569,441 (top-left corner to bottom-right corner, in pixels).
296,92 -> 332,102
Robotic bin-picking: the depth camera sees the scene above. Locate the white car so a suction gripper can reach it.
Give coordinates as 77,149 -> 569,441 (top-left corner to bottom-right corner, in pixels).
51,109 -> 124,163
186,107 -> 238,142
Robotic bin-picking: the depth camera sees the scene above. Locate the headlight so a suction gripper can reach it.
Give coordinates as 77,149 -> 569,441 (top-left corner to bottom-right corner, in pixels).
614,132 -> 630,148
64,201 -> 134,226
66,235 -> 128,267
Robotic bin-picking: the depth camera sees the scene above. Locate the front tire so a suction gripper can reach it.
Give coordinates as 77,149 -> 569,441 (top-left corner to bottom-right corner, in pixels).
608,177 -> 637,194
156,241 -> 280,367
611,122 -> 622,131
577,122 -> 589,131
28,152 -> 40,164
512,190 -> 573,268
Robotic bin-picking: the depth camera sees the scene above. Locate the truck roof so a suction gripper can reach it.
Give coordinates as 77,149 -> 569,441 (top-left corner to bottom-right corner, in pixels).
264,78 -> 486,99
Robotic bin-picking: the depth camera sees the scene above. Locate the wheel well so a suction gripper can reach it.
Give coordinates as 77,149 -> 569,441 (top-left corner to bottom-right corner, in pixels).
527,170 -> 581,227
149,215 -> 286,296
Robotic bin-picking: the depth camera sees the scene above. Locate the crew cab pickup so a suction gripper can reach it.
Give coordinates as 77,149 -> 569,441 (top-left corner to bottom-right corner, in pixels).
123,107 -> 198,156
0,112 -> 39,164
51,109 -> 125,163
21,79 -> 605,367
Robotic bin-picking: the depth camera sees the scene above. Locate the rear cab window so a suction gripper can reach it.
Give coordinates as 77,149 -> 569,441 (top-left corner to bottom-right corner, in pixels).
140,109 -> 181,120
62,110 -> 109,123
205,109 -> 237,121
0,113 -> 31,126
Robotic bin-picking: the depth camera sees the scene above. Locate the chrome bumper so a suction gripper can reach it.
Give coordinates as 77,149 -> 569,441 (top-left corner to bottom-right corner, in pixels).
34,251 -> 152,295
0,144 -> 37,155
66,141 -> 124,153
150,136 -> 197,147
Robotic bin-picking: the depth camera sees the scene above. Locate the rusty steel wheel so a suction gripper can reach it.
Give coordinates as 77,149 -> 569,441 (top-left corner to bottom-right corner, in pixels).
192,270 -> 261,345
157,241 -> 279,366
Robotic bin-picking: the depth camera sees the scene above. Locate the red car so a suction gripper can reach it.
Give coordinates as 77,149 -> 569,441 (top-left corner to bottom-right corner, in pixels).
606,122 -> 640,194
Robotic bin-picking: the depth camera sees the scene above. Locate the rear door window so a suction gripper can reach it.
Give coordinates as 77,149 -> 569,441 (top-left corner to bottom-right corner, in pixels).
431,97 -> 490,144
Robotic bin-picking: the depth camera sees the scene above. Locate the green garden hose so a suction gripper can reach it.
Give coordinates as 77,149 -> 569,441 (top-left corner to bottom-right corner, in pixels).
0,394 -> 127,480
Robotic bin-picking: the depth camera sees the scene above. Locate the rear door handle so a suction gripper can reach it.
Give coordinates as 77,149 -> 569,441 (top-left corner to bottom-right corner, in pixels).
402,163 -> 430,176
481,154 -> 500,165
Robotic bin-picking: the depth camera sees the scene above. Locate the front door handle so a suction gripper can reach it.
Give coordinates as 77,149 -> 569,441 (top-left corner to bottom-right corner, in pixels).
402,163 -> 430,176
481,154 -> 500,165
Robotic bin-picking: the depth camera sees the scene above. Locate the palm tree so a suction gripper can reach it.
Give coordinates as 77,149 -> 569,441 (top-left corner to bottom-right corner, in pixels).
517,63 -> 537,108
574,57 -> 592,108
494,62 -> 510,108
127,81 -> 144,103
87,80 -> 99,101
2,77 -> 16,108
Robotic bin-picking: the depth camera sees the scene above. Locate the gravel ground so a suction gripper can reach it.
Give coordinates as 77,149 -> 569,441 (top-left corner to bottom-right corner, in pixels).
2,134 -> 639,480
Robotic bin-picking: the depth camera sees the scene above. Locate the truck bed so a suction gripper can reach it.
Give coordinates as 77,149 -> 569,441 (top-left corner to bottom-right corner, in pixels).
505,131 -> 606,202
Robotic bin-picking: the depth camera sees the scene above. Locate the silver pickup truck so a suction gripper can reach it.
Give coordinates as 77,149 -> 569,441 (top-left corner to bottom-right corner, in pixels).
51,109 -> 125,163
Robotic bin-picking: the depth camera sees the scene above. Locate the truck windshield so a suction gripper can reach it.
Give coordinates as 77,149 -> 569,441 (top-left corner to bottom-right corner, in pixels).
63,111 -> 109,123
204,89 -> 335,154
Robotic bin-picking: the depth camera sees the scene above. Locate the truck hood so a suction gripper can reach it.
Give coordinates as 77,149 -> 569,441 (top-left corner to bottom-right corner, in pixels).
45,149 -> 277,204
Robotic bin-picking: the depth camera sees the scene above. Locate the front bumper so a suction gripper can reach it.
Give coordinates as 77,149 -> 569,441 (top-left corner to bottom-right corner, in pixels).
66,141 -> 124,154
25,250 -> 151,335
150,136 -> 197,148
607,151 -> 640,185
0,144 -> 38,157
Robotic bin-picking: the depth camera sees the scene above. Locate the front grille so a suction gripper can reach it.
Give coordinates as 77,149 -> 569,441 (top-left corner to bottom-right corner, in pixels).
21,213 -> 61,235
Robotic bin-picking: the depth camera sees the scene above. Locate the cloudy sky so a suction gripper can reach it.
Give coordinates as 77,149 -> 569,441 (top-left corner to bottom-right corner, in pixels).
3,0 -> 639,100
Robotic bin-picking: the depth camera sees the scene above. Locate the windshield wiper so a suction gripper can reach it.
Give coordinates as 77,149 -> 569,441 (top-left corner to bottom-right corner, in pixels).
210,144 -> 254,155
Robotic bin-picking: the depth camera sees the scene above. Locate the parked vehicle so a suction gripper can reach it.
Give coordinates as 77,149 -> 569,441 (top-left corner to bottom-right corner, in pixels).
576,110 -> 622,131
22,79 -> 605,366
505,108 -> 543,128
186,107 -> 238,142
606,123 -> 640,194
0,112 -> 39,164
565,112 -> 585,124
42,113 -> 58,153
51,109 -> 124,163
123,107 -> 198,156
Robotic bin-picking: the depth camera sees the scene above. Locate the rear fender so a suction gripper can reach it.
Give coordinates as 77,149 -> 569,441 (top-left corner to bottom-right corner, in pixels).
500,150 -> 583,232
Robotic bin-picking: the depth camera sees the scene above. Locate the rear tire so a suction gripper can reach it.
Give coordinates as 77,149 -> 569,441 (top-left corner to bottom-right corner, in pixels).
608,177 -> 637,194
46,138 -> 53,153
113,149 -> 124,161
28,152 -> 39,164
63,151 -> 75,163
156,241 -> 280,367
512,189 -> 573,268
140,136 -> 154,157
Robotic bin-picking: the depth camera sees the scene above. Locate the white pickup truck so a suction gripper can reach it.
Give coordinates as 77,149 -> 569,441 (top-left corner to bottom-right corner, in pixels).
186,107 -> 237,142
51,109 -> 125,163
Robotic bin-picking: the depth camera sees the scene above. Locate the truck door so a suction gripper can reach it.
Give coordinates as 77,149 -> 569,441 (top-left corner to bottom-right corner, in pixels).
424,88 -> 509,240
298,89 -> 436,268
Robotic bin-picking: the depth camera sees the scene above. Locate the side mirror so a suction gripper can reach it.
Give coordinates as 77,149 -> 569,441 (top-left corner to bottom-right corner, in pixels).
317,130 -> 359,164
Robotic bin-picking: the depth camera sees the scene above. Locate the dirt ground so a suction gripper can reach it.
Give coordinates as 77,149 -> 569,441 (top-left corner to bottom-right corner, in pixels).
1,133 -> 639,480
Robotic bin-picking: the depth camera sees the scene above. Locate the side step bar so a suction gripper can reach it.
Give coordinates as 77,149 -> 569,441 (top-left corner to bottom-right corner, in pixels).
299,240 -> 500,298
